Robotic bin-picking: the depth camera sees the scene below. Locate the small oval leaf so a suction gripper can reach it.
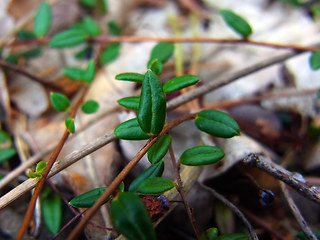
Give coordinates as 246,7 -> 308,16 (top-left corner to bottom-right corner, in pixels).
83,60 -> 95,83
115,72 -> 144,83
62,67 -> 84,80
138,70 -> 166,135
220,9 -> 252,38
150,42 -> 174,63
50,92 -> 70,112
69,187 -> 108,208
100,43 -> 121,65
114,118 -> 151,140
118,96 -> 140,110
129,160 -> 165,192
147,134 -> 172,164
35,161 -> 47,173
65,118 -> 75,133
195,110 -> 240,138
309,51 -> 320,70
107,20 -> 121,36
180,146 -> 225,166
49,29 -> 87,48
82,100 -> 99,114
163,75 -> 200,94
110,192 -> 156,240
42,189 -> 62,234
83,16 -> 100,37
136,177 -> 174,195
34,2 -> 52,37
199,227 -> 219,240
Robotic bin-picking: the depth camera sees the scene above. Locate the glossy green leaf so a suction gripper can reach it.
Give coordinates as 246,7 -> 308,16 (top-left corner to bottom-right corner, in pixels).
163,75 -> 200,94
309,51 -> 320,70
82,100 -> 99,114
199,227 -> 219,240
110,192 -> 156,240
147,134 -> 172,164
215,233 -> 249,240
62,60 -> 95,83
69,187 -> 108,208
107,20 -> 121,36
17,30 -> 36,41
118,96 -> 140,110
129,160 -> 165,192
42,188 -> 62,234
180,146 -> 225,166
138,70 -> 166,135
83,16 -> 100,37
147,58 -> 163,75
114,118 -> 151,140
195,110 -> 240,138
34,2 -> 52,37
0,148 -> 16,163
115,72 -> 144,83
50,92 -> 70,112
65,118 -> 75,133
79,0 -> 96,7
136,177 -> 174,195
49,28 -> 87,48
100,43 -> 121,65
150,42 -> 174,63
220,9 -> 252,38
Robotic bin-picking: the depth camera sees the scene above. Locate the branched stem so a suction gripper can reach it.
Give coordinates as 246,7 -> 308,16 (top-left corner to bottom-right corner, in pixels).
66,113 -> 197,240
169,145 -> 200,238
16,86 -> 89,239
243,154 -> 320,204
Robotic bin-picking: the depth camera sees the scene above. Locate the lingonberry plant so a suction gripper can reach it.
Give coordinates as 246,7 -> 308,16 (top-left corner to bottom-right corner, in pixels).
1,1 -> 320,240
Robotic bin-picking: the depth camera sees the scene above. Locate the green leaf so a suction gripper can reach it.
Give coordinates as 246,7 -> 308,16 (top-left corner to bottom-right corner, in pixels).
0,148 -> 16,163
129,160 -> 165,192
195,110 -> 240,138
138,70 -> 167,135
69,187 -> 108,208
110,192 -> 156,240
28,172 -> 42,179
147,58 -> 163,75
5,54 -> 18,65
136,177 -> 174,195
83,16 -> 100,37
36,161 -> 47,173
180,146 -> 225,166
97,0 -> 108,13
74,45 -> 93,59
20,47 -> 42,59
100,43 -> 121,65
220,9 -> 252,38
17,30 -> 36,41
118,96 -> 140,110
65,118 -> 75,133
50,92 -> 70,112
34,1 -> 52,37
147,134 -> 171,164
82,60 -> 95,83
163,75 -> 200,94
150,42 -> 174,63
42,188 -> 62,234
114,118 -> 151,140
215,233 -> 249,240
49,28 -> 87,48
115,72 -> 144,83
79,0 -> 96,7
81,100 -> 99,114
199,227 -> 219,240
107,20 -> 121,36
0,130 -> 12,143
309,51 -> 320,70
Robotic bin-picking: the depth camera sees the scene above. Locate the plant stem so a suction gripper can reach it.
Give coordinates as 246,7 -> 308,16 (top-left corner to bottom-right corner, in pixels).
169,145 -> 200,238
66,113 -> 197,240
16,86 -> 89,239
243,154 -> 320,204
